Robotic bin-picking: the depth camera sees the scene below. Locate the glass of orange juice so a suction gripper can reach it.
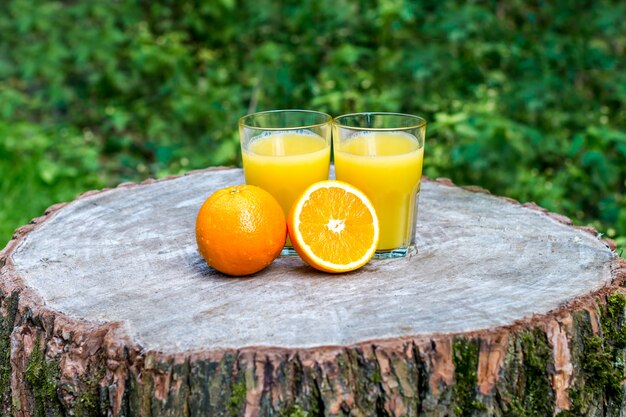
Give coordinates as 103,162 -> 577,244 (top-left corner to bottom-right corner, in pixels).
239,110 -> 332,255
333,112 -> 426,258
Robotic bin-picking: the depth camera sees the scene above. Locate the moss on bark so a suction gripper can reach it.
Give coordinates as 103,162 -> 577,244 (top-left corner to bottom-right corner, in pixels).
24,337 -> 64,417
502,329 -> 554,417
227,381 -> 246,417
73,357 -> 107,417
0,291 -> 19,408
452,338 -> 485,416
279,404 -> 310,417
558,292 -> 626,417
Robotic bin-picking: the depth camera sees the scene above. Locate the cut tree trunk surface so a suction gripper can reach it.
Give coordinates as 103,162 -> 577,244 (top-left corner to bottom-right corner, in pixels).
1,167 -> 624,417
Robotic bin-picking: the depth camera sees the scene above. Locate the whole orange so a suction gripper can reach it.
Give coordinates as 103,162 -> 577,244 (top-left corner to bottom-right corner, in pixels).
195,185 -> 286,276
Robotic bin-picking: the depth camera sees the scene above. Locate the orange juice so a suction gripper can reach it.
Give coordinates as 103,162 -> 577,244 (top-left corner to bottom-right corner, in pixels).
334,131 -> 424,250
242,132 -> 330,216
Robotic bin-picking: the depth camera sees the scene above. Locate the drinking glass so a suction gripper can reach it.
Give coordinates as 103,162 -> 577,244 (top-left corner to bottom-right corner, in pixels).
333,112 -> 426,258
239,110 -> 332,255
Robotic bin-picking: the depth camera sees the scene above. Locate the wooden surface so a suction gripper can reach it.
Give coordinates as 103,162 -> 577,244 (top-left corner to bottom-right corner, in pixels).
8,168 -> 615,350
1,167 -> 625,416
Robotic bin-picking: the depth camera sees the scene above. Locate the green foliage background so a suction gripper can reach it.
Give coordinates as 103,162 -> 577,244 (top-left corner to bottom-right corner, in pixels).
1,0 -> 625,251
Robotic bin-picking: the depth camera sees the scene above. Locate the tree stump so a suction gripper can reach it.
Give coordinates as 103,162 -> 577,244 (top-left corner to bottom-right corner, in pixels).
1,167 -> 624,417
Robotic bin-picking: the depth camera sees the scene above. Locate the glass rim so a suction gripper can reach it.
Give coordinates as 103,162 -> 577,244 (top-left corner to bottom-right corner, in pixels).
333,112 -> 427,131
238,109 -> 333,131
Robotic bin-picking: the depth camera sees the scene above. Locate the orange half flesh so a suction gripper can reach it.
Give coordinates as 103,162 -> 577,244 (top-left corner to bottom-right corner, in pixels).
288,180 -> 379,273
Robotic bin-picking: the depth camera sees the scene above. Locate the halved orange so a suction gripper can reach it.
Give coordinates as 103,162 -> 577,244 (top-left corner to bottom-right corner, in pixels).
288,180 -> 379,273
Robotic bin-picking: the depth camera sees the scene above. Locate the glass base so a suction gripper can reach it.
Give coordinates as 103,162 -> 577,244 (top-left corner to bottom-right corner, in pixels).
283,246 -> 417,258
373,246 -> 417,259
280,247 -> 299,256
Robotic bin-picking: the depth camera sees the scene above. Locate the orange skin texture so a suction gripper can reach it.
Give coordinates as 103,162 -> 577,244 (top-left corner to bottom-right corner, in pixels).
195,185 -> 287,276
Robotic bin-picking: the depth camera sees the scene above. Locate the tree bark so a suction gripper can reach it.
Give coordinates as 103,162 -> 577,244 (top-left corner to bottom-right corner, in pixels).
0,167 -> 624,416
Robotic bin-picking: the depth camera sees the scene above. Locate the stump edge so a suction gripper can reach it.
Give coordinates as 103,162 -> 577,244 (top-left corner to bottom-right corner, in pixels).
0,168 -> 625,416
